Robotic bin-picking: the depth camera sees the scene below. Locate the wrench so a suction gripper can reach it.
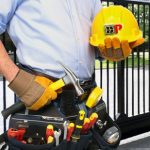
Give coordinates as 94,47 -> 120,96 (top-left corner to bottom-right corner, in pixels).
54,129 -> 61,146
63,121 -> 69,140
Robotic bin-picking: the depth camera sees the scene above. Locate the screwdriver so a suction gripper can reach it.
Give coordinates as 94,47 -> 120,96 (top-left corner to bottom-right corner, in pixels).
66,123 -> 75,142
71,110 -> 85,142
47,136 -> 54,144
81,118 -> 90,134
46,125 -> 54,141
88,112 -> 98,129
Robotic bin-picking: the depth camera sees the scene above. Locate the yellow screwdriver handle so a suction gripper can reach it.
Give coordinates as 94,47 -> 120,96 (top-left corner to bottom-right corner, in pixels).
49,79 -> 65,91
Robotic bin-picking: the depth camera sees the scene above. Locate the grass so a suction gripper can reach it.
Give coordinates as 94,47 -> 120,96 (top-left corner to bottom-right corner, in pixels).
95,52 -> 149,69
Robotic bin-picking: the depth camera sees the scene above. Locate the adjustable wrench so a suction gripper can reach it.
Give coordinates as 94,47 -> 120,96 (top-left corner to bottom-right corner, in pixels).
54,129 -> 61,146
63,121 -> 69,140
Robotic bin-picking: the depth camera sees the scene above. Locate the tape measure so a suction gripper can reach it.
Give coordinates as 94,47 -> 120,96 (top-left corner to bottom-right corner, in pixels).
86,87 -> 103,108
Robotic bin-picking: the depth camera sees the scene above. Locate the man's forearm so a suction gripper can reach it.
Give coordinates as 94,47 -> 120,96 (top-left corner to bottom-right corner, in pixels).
0,40 -> 19,82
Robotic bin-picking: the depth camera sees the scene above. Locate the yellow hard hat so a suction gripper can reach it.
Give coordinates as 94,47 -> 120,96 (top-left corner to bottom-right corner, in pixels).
90,5 -> 142,46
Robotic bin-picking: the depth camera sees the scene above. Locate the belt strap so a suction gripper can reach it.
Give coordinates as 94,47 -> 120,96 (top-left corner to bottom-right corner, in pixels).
19,63 -> 96,89
18,64 -> 58,81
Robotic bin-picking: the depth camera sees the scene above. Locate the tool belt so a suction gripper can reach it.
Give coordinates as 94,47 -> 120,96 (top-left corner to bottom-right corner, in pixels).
0,100 -> 121,150
1,100 -> 93,150
0,65 -> 121,150
1,104 -> 93,150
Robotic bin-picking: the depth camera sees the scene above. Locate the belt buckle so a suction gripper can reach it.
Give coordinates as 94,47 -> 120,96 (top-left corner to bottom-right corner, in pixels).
80,79 -> 91,86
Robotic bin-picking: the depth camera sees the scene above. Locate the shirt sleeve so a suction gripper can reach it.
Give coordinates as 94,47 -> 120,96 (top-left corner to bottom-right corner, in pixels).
0,0 -> 22,34
92,0 -> 102,21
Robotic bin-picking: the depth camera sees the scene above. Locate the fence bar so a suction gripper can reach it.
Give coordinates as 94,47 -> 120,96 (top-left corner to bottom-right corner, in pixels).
107,61 -> 110,114
132,53 -> 135,116
117,112 -> 150,139
14,50 -> 17,103
100,61 -> 103,88
2,77 -> 6,132
143,5 -> 146,113
117,61 -> 125,118
137,4 -> 140,115
149,5 -> 150,112
125,58 -> 129,117
2,34 -> 6,132
113,62 -> 117,120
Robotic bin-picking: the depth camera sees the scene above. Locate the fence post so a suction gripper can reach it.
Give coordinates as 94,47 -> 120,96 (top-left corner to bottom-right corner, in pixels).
117,61 -> 127,119
2,34 -> 7,131
114,0 -> 128,120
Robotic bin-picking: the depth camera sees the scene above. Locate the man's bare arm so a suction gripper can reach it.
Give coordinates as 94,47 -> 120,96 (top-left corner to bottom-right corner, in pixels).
0,40 -> 19,82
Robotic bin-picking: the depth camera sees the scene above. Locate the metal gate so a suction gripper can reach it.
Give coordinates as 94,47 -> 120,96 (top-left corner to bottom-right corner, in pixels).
99,0 -> 150,139
0,0 -> 150,140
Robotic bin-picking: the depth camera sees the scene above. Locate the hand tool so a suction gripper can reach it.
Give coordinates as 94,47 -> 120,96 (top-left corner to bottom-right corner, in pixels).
81,118 -> 90,134
27,133 -> 45,145
21,140 -> 27,144
78,102 -> 88,117
16,121 -> 29,129
66,123 -> 75,142
42,116 -> 64,122
63,121 -> 69,140
54,129 -> 61,146
2,63 -> 84,119
71,110 -> 85,142
81,113 -> 98,134
27,137 -> 33,144
96,119 -> 104,129
97,120 -> 107,129
86,87 -> 103,108
7,128 -> 26,141
88,113 -> 98,129
34,132 -> 42,145
46,125 -> 54,140
103,126 -> 120,144
47,136 -> 54,144
40,137 -> 46,145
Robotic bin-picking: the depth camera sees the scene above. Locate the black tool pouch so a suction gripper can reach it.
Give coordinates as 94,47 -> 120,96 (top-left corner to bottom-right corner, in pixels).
91,114 -> 121,150
3,102 -> 62,150
68,132 -> 92,150
4,100 -> 92,150
1,132 -> 92,150
6,138 -> 54,150
1,134 -> 67,150
88,100 -> 121,150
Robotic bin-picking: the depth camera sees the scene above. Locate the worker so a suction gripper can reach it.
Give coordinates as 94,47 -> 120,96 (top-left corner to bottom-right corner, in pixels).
0,1 -> 144,111
0,1 -> 144,149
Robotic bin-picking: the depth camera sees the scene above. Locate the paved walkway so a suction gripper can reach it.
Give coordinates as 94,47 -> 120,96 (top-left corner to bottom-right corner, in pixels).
118,132 -> 150,149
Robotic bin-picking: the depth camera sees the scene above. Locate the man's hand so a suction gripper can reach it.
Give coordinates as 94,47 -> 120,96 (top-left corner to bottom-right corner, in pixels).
98,37 -> 144,62
9,69 -> 57,110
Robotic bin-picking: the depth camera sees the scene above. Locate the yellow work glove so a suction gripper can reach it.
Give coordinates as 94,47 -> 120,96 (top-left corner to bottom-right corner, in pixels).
8,69 -> 57,110
98,37 -> 144,62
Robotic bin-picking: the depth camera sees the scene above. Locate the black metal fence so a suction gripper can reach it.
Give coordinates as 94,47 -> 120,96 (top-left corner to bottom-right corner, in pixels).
0,0 -> 150,140
99,0 -> 150,139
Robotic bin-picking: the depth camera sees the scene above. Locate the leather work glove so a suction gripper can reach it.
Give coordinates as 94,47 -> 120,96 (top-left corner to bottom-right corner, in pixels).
8,69 -> 57,110
98,37 -> 144,61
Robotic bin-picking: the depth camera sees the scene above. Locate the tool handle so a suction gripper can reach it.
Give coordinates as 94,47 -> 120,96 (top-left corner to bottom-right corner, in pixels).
1,101 -> 25,119
49,79 -> 65,95
71,110 -> 85,142
1,79 -> 65,119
